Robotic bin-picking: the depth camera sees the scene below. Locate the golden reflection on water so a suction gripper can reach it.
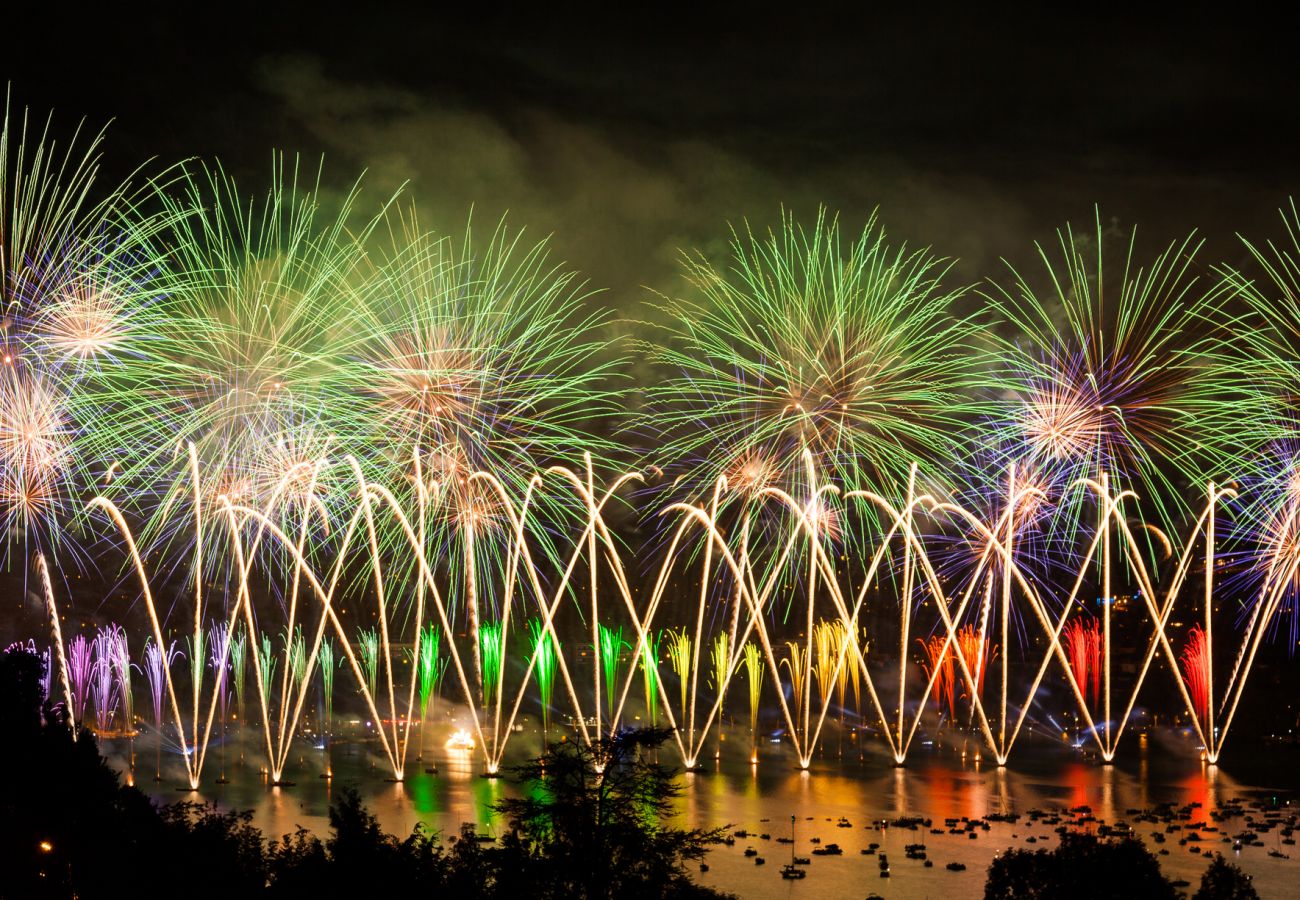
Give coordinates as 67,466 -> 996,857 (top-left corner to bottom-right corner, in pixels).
112,733 -> 1297,899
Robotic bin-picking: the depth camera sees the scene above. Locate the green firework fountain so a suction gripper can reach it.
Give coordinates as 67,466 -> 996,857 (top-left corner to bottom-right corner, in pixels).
416,624 -> 445,759
286,626 -> 308,696
742,641 -> 764,761
318,638 -> 337,776
666,629 -> 692,724
318,638 -> 337,727
527,618 -> 557,743
598,625 -> 627,729
480,622 -> 504,712
357,627 -> 379,700
258,633 -> 278,725
710,633 -> 731,758
640,630 -> 663,727
229,631 -> 247,762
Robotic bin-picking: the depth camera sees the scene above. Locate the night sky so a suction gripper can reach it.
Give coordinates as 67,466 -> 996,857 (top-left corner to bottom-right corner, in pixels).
6,9 -> 1297,320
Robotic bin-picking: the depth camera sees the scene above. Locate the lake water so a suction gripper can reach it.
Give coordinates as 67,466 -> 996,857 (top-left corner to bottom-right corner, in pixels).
102,725 -> 1300,899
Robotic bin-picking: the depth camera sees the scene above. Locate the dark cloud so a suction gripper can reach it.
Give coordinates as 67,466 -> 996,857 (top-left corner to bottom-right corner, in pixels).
5,9 -> 1298,316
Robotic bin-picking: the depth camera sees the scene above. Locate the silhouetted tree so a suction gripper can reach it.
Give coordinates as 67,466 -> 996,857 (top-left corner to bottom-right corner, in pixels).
0,648 -> 158,898
266,788 -> 448,894
984,832 -> 1177,900
0,650 -> 730,899
1193,854 -> 1259,899
493,728 -> 731,899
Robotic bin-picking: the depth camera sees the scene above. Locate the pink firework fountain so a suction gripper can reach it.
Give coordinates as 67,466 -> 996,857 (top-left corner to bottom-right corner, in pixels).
143,638 -> 182,781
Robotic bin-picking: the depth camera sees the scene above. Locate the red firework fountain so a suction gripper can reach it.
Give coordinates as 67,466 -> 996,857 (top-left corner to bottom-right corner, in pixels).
956,625 -> 996,700
1063,619 -> 1102,706
1180,625 -> 1211,724
920,636 -> 955,719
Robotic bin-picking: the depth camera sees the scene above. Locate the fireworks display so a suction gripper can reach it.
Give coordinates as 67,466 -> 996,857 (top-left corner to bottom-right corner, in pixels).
7,94 -> 1300,785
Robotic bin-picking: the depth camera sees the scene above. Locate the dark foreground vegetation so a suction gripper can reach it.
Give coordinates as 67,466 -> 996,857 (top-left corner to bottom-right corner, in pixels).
984,831 -> 1258,899
0,646 -> 1267,900
0,648 -> 731,899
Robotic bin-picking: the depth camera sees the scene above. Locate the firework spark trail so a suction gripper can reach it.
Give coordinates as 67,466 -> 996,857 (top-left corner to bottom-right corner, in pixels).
480,622 -> 504,711
89,629 -> 117,733
667,629 -> 692,722
813,621 -> 842,725
68,439 -> 1268,775
710,633 -> 732,711
984,208 -> 1235,532
633,452 -> 888,768
37,644 -> 52,700
208,623 -> 230,706
780,641 -> 808,738
257,634 -> 277,724
649,208 -> 986,505
229,633 -> 246,730
36,554 -> 75,724
415,625 -> 443,755
1,100 -> 181,571
142,640 -> 180,728
317,637 -> 337,771
12,94 -> 1300,781
598,625 -> 627,728
357,627 -> 379,701
956,624 -> 995,709
318,638 -> 337,719
10,115 -> 1298,784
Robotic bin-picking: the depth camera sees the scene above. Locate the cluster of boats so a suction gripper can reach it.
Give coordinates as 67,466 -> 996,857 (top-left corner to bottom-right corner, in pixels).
716,814 -> 977,882
704,795 -> 1298,889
